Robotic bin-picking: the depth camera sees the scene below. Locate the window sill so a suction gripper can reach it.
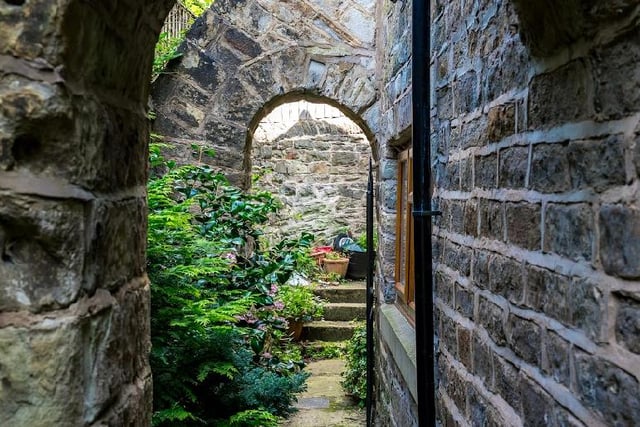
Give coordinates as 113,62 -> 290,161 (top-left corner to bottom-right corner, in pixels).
380,303 -> 417,401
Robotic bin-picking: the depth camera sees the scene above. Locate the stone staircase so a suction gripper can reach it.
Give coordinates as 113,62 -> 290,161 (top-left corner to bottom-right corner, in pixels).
302,281 -> 367,342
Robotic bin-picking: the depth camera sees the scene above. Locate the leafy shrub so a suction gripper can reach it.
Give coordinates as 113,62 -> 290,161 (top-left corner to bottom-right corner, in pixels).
275,284 -> 324,322
341,323 -> 367,406
148,150 -> 314,426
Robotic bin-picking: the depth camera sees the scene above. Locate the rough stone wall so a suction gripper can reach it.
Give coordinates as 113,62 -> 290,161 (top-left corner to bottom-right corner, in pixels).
254,116 -> 370,244
0,0 -> 173,425
372,0 -> 417,425
151,0 -> 379,188
432,0 -> 640,425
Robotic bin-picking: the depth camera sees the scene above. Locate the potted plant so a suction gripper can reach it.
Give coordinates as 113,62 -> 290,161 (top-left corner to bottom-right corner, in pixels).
322,250 -> 350,278
275,284 -> 324,340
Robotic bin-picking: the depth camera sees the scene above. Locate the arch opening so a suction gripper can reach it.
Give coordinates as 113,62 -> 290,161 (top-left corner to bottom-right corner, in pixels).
249,97 -> 376,245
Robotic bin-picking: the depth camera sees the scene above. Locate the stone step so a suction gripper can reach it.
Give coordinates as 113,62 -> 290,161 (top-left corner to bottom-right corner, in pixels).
323,303 -> 366,322
314,282 -> 366,304
303,320 -> 359,342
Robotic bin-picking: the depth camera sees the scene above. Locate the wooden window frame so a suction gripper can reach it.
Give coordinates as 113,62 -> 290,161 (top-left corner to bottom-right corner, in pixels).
395,146 -> 415,322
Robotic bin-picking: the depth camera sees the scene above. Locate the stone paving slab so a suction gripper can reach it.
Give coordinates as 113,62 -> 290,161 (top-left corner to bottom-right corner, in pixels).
280,359 -> 365,427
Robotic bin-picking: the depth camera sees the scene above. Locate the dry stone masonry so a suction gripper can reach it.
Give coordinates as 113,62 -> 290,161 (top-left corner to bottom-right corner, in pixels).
253,102 -> 370,243
151,0 -> 379,188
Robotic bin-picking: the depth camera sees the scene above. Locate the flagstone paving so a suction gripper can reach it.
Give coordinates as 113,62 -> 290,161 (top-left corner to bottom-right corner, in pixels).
280,359 -> 365,427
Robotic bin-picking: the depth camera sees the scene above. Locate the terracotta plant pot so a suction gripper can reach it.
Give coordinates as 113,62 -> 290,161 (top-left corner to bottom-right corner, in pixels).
323,257 -> 349,278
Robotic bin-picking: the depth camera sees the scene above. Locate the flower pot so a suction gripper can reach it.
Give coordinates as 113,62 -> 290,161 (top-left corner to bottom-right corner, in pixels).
311,246 -> 333,266
323,257 -> 349,278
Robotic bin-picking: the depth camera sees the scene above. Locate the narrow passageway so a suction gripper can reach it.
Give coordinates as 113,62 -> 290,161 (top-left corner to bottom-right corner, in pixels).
281,359 -> 365,427
282,280 -> 367,426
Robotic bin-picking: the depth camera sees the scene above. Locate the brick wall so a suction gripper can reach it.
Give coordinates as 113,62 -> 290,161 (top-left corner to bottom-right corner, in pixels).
432,0 -> 640,425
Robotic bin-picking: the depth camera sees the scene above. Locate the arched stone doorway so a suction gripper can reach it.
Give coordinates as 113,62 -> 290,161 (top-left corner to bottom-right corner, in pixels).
151,0 -> 380,187
252,98 -> 373,245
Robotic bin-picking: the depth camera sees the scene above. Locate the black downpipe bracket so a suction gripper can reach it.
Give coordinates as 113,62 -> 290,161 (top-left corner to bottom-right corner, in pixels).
412,0 -> 437,426
366,158 -> 375,426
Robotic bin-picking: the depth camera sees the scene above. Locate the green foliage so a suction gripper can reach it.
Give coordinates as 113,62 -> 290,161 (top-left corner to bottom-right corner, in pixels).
355,230 -> 378,250
149,147 -> 315,426
341,323 -> 367,406
152,1 -> 215,80
223,410 -> 279,427
152,31 -> 185,80
303,342 -> 345,360
275,284 -> 324,322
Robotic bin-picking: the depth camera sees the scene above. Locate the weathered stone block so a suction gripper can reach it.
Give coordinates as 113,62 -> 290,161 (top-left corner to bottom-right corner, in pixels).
575,353 -> 640,425
464,199 -> 478,237
0,193 -> 85,312
483,39 -> 529,102
472,332 -> 493,385
447,199 -> 465,233
492,355 -> 521,412
441,160 -> 460,191
488,256 -> 525,305
569,278 -> 604,342
487,103 -> 516,143
544,331 -> 570,387
593,30 -> 640,120
529,143 -> 571,193
460,157 -> 473,191
567,136 -> 626,192
457,325 -> 472,369
83,105 -> 151,191
479,199 -> 504,241
519,375 -> 554,427
0,283 -> 151,426
475,153 -> 497,189
528,60 -> 594,129
511,0 -> 584,56
443,241 -> 472,277
445,359 -> 468,414
614,293 -> 640,355
454,70 -> 479,115
499,146 -> 528,189
436,85 -> 454,120
435,270 -> 454,306
479,296 -> 506,346
455,283 -> 474,320
599,204 -> 640,279
472,250 -> 490,290
507,314 -> 541,367
544,203 -> 594,261
440,311 -> 458,355
460,115 -> 489,148
87,198 -> 147,292
506,202 -> 541,250
524,266 -> 570,324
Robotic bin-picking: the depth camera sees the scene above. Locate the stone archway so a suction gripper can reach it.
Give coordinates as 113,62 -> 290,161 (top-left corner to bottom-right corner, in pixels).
0,0 -> 174,424
151,0 -> 379,188
252,98 -> 373,244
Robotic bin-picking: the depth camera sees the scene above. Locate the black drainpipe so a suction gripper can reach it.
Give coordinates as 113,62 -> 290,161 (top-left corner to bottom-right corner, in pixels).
412,0 -> 437,426
366,158 -> 375,426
